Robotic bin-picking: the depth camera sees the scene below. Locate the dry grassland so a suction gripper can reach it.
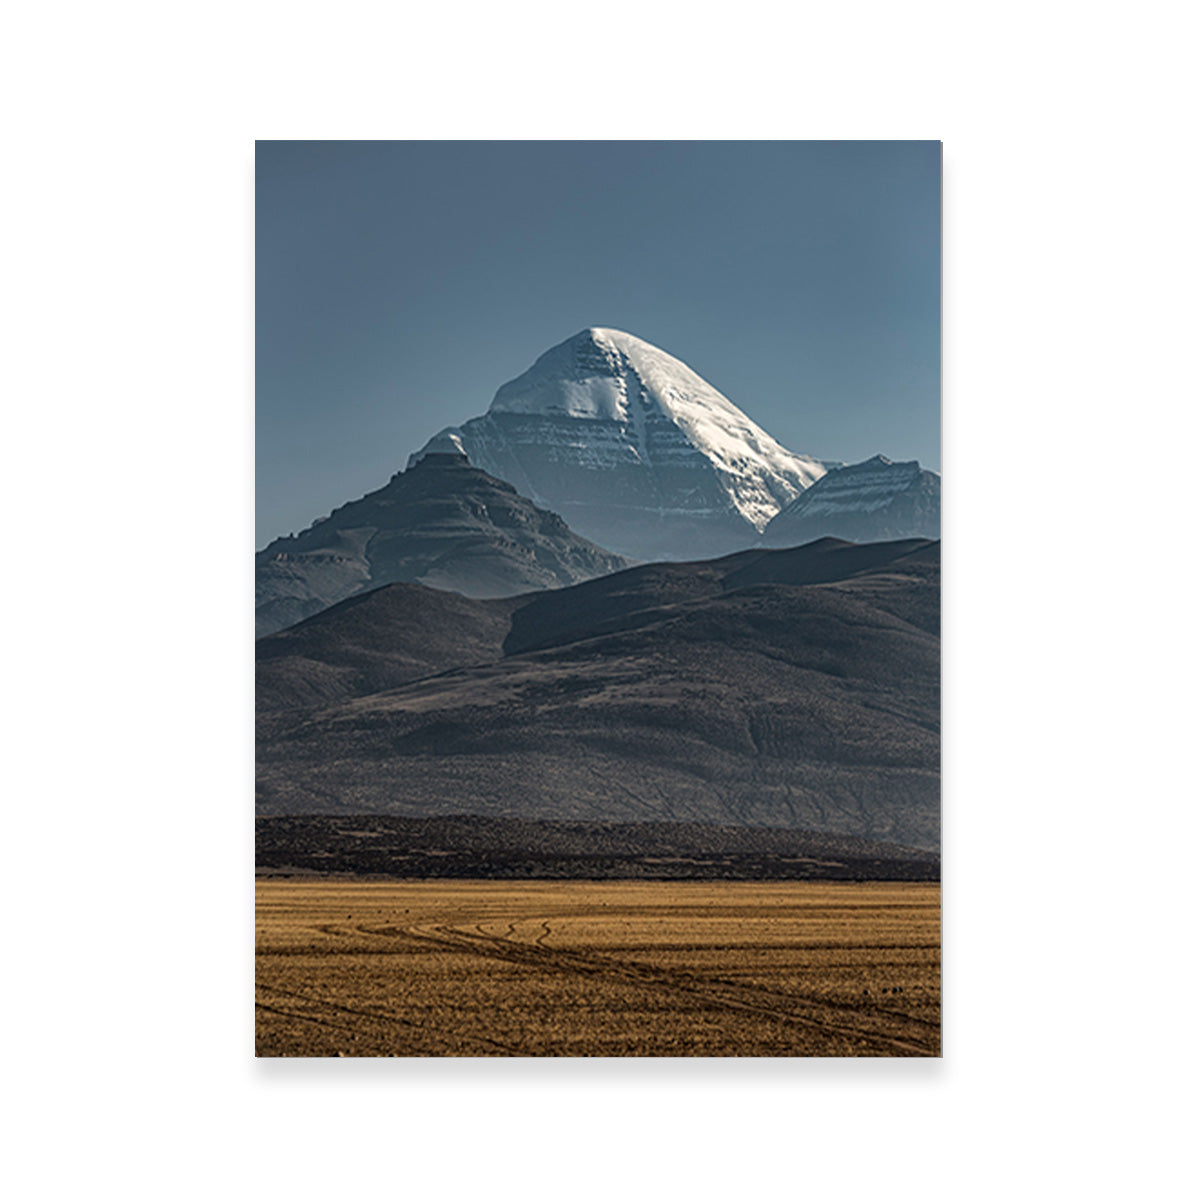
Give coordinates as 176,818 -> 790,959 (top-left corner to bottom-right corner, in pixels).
255,879 -> 940,1057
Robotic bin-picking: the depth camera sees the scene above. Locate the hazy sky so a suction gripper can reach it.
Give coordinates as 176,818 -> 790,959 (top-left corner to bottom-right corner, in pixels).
257,140 -> 940,547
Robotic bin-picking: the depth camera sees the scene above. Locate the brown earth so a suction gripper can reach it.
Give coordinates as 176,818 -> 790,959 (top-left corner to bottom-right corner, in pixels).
255,879 -> 940,1057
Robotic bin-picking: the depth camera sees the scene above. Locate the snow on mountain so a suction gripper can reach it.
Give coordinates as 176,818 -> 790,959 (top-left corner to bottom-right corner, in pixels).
761,455 -> 940,546
410,328 -> 830,561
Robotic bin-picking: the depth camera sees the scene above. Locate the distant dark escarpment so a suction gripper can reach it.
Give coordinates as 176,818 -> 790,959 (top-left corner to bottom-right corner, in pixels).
257,536 -> 940,850
256,815 -> 940,881
255,452 -> 632,637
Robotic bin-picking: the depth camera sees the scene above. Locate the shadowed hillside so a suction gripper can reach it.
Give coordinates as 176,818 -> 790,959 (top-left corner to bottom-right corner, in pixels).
257,538 -> 940,849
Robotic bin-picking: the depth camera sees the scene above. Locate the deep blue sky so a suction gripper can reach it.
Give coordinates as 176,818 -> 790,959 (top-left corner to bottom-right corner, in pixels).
257,141 -> 940,547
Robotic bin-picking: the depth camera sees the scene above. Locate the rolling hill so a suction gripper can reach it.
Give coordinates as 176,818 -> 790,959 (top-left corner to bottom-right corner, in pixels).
257,537 -> 940,850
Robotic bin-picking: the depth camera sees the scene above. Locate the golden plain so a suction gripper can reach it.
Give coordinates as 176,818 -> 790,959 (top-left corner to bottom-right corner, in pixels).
256,879 -> 940,1057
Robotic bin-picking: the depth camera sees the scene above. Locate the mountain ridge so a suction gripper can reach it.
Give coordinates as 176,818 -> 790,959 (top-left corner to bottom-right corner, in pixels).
257,537 -> 940,849
763,455 -> 940,546
255,452 -> 632,637
411,328 -> 832,560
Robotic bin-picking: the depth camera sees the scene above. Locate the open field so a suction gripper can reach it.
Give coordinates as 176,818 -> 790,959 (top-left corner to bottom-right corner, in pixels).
256,879 -> 940,1056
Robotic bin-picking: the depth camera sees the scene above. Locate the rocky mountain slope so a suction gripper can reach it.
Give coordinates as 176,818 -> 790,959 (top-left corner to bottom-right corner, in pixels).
762,455 -> 940,546
257,537 -> 940,849
411,327 -> 832,560
255,452 -> 631,637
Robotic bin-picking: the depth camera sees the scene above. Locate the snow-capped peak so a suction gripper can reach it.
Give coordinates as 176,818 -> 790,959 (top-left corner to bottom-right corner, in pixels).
408,328 -> 834,557
492,327 -> 728,423
483,327 -> 827,530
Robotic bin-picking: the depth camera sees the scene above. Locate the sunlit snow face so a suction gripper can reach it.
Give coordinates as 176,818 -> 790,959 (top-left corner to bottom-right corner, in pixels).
476,327 -> 827,529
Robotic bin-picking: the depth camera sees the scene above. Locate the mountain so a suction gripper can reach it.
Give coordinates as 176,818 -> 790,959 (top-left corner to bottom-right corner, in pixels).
255,452 -> 632,637
257,537 -> 940,849
410,327 -> 832,561
762,456 -> 940,547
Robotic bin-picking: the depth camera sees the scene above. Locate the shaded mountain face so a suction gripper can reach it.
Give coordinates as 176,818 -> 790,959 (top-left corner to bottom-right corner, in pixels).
762,456 -> 941,547
410,328 -> 831,561
255,453 -> 632,637
257,538 -> 940,850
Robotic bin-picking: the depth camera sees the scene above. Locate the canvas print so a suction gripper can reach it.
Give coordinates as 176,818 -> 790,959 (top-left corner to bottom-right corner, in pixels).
255,140 -> 941,1057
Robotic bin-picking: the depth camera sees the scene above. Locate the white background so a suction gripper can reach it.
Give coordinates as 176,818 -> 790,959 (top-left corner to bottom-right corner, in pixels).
4,2 -> 1196,1197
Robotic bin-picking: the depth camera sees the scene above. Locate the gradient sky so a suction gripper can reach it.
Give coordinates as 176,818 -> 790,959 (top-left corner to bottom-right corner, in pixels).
257,140 -> 940,548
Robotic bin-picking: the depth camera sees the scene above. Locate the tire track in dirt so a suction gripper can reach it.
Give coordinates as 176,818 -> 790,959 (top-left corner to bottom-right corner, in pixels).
255,999 -> 405,1057
702,973 -> 942,1031
256,980 -> 522,1056
256,1001 -> 361,1036
373,921 -> 936,1056
511,925 -> 933,1053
